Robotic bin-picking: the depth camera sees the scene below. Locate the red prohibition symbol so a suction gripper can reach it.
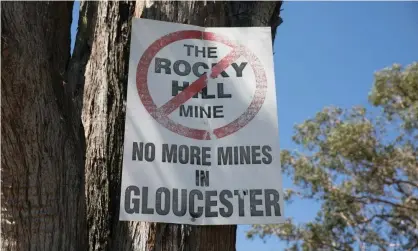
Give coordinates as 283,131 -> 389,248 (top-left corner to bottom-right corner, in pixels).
136,30 -> 268,140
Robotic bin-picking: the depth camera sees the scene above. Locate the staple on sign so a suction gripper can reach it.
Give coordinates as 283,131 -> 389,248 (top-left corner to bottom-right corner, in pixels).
237,189 -> 249,198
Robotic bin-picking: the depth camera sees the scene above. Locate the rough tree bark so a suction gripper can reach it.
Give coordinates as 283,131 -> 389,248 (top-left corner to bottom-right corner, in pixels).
1,1 -> 87,251
71,1 -> 282,250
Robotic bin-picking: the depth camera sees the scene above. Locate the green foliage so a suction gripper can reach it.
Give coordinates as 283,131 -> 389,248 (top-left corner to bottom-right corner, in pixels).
248,62 -> 418,251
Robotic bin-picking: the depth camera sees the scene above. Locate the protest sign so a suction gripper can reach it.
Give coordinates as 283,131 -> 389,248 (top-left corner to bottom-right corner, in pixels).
119,18 -> 284,225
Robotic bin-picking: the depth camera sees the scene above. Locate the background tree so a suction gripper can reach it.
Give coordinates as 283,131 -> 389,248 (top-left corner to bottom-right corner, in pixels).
1,2 -> 86,250
69,1 -> 283,251
247,62 -> 418,251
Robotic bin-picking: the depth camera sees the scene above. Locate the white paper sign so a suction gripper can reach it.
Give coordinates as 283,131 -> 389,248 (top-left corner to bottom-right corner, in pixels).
119,18 -> 284,225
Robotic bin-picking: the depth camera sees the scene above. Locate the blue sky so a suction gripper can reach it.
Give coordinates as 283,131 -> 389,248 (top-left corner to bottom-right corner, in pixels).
70,1 -> 418,250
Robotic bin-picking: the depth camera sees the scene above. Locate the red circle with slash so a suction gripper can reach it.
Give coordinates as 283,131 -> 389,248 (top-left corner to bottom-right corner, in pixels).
136,30 -> 267,140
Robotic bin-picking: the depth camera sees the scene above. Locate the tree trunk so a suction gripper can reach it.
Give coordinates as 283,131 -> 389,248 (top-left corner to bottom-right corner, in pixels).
73,1 -> 282,250
1,1 -> 87,251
